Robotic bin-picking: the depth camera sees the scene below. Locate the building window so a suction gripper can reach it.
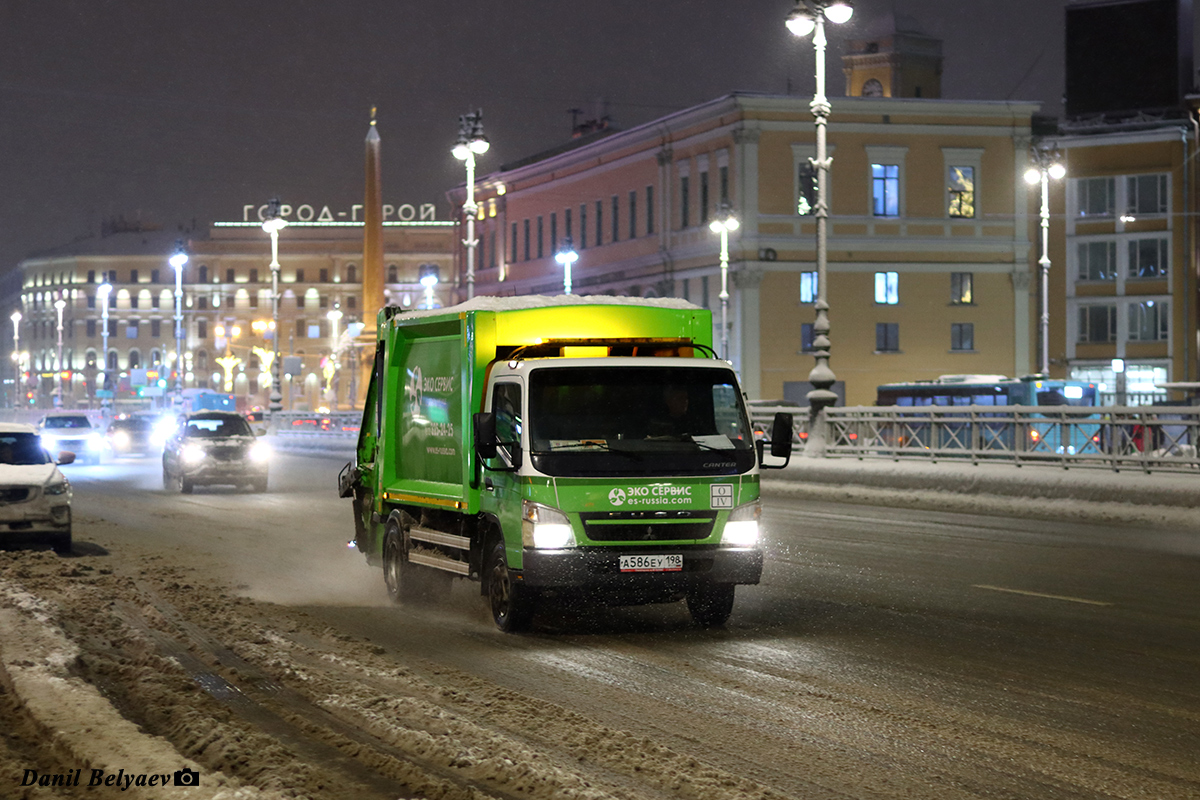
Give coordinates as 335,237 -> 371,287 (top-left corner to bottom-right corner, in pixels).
874,272 -> 899,305
151,319 -> 161,338
197,265 -> 208,283
699,171 -> 709,225
629,191 -> 637,239
950,272 -> 973,304
951,322 -> 974,351
701,276 -> 709,309
611,195 -> 619,243
537,216 -> 544,258
387,264 -> 398,283
550,212 -> 557,254
87,295 -> 95,309
151,293 -> 160,309
797,162 -> 817,216
510,222 -> 518,262
565,207 -> 573,241
295,293 -> 305,309
295,268 -> 305,283
719,165 -> 729,205
130,269 -> 139,283
319,294 -> 328,309
489,230 -> 496,269
1127,174 -> 1167,216
347,296 -> 356,309
129,294 -> 139,309
1078,241 -> 1117,281
249,268 -> 259,283
580,204 -> 588,248
800,323 -> 817,352
595,199 -> 603,246
225,268 -> 235,283
249,293 -> 259,309
126,321 -> 138,339
680,176 -> 690,228
308,323 -> 321,339
1076,177 -> 1115,217
1128,238 -> 1169,278
947,166 -> 975,218
871,164 -> 900,217
87,270 -> 95,283
197,296 -> 208,310
86,320 -> 96,337
523,218 -> 530,261
1078,304 -> 1116,343
296,319 -> 306,338
319,268 -> 328,283
150,269 -> 159,283
346,265 -> 356,283
107,320 -> 117,337
800,271 -> 818,303
875,322 -> 900,352
1129,300 -> 1168,341
646,186 -> 654,235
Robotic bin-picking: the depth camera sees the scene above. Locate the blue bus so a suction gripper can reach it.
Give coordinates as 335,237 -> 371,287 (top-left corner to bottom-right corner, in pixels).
875,375 -> 1100,455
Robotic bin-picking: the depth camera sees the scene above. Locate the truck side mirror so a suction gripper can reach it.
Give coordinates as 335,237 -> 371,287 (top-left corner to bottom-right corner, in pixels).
473,412 -> 498,459
770,412 -> 794,459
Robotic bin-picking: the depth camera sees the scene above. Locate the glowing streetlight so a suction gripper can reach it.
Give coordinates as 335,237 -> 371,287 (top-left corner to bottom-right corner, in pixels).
787,0 -> 853,445
554,237 -> 579,295
97,282 -> 112,414
708,204 -> 740,359
326,305 -> 344,410
419,265 -> 440,309
169,240 -> 189,401
453,110 -> 489,300
262,198 -> 288,416
1025,143 -> 1066,376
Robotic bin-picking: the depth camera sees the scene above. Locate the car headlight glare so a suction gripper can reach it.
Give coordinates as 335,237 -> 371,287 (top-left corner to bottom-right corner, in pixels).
249,441 -> 271,462
113,431 -> 131,448
521,500 -> 575,549
181,443 -> 206,464
722,500 -> 761,547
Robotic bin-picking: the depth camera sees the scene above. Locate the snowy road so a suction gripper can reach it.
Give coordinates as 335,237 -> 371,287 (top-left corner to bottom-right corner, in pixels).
2,452 -> 1198,799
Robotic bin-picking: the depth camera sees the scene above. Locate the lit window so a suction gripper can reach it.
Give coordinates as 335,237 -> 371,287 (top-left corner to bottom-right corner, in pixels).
951,272 -> 973,304
800,272 -> 818,303
874,272 -> 899,305
1128,238 -> 1168,278
947,166 -> 975,218
797,162 -> 817,216
871,164 -> 899,217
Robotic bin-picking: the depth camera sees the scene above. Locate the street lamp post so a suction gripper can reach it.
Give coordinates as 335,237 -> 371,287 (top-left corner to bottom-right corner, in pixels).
787,0 -> 852,437
169,240 -> 189,404
453,110 -> 489,300
555,237 -> 579,295
262,199 -> 288,417
1024,144 -> 1066,376
97,283 -> 111,415
326,306 -> 343,410
54,297 -> 65,407
708,204 -> 740,359
10,311 -> 21,409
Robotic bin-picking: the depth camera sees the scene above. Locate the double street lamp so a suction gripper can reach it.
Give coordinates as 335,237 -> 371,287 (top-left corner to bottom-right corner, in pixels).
54,297 -> 65,406
787,0 -> 852,429
262,198 -> 288,415
1024,144 -> 1066,376
169,241 -> 189,403
709,204 -> 739,360
555,237 -> 579,295
326,305 -> 343,410
453,110 -> 489,300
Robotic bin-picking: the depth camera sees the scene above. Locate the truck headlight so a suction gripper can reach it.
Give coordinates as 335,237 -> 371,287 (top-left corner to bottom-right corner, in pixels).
249,441 -> 271,462
521,501 -> 575,549
181,443 -> 206,464
722,500 -> 761,547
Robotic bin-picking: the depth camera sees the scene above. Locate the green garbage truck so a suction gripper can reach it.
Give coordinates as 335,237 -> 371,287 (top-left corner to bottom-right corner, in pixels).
338,296 -> 793,631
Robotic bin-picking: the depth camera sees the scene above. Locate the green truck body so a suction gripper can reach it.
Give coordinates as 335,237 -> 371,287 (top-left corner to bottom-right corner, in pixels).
340,296 -> 791,631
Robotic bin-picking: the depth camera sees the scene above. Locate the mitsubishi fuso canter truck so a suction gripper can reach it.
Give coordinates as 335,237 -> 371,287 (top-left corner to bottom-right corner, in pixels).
338,295 -> 793,631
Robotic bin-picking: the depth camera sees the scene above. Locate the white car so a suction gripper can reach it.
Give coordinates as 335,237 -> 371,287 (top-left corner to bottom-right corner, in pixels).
36,413 -> 103,465
0,422 -> 74,554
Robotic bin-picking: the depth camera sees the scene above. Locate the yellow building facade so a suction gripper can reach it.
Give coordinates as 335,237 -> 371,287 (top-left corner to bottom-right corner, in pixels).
458,92 -> 1041,405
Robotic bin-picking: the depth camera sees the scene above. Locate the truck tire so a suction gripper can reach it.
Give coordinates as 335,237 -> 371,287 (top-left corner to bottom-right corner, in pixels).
486,540 -> 535,632
382,517 -> 409,604
686,582 -> 735,628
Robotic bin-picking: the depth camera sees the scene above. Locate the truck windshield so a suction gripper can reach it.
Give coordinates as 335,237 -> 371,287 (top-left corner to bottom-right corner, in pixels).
528,365 -> 755,477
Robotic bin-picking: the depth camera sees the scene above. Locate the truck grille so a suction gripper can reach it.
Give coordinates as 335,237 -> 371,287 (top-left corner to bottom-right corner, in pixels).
580,510 -> 715,542
0,488 -> 30,504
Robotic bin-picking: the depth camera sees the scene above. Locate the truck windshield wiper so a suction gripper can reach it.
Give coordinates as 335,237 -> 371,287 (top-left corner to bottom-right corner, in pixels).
544,440 -> 642,460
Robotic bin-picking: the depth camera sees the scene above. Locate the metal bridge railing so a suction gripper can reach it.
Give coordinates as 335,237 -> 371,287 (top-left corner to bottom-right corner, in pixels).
748,404 -> 1200,473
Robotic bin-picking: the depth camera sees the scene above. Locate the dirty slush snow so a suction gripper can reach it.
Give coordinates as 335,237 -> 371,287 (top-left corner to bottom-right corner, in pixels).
0,549 -> 785,800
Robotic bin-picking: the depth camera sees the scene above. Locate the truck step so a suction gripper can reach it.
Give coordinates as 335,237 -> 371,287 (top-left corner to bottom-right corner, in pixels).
408,551 -> 471,575
408,526 -> 471,551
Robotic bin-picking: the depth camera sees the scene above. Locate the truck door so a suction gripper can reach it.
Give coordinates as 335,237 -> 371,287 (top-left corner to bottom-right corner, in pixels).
481,381 -> 524,557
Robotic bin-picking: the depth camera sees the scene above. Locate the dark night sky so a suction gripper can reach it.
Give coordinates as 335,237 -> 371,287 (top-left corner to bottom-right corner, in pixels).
0,0 -> 1103,274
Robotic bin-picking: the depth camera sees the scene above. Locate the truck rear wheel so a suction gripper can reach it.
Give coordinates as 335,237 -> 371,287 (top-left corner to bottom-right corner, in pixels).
486,540 -> 535,632
686,582 -> 735,628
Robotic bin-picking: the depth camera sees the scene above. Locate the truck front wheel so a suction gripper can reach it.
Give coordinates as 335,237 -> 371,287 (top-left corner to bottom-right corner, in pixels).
382,518 -> 409,604
686,582 -> 735,628
486,541 -> 535,633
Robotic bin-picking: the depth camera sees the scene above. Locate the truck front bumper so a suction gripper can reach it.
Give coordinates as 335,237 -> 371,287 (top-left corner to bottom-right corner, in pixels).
517,545 -> 763,592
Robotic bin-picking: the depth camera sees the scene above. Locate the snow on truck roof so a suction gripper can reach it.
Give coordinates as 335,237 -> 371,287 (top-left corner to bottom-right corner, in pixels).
390,294 -> 701,320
